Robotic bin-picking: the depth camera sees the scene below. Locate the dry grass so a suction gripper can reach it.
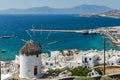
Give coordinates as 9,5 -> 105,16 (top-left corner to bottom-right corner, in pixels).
97,65 -> 120,75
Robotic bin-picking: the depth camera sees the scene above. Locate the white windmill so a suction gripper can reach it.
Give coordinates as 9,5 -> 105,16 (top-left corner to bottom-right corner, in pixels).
19,39 -> 43,78
19,25 -> 59,79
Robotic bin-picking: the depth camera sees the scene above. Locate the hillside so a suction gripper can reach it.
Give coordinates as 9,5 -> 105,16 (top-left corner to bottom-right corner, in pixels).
83,10 -> 120,18
0,4 -> 112,14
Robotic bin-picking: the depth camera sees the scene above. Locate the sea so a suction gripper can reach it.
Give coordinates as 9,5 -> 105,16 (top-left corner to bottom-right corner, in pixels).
0,14 -> 120,61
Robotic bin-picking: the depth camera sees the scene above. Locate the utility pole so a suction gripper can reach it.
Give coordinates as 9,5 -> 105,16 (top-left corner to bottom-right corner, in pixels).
103,35 -> 106,75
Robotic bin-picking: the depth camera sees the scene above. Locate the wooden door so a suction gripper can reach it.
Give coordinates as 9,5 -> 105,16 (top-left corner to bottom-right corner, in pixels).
34,66 -> 38,75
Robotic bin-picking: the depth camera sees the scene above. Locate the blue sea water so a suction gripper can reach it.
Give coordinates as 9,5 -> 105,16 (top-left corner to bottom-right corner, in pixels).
0,15 -> 120,61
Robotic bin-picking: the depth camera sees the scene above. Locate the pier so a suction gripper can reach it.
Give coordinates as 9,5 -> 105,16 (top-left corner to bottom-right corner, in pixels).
28,26 -> 120,46
29,26 -> 120,34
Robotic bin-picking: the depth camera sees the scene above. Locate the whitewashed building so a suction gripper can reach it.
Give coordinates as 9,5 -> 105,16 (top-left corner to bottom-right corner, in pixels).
45,61 -> 55,69
82,52 -> 98,68
19,40 -> 42,79
67,61 -> 79,68
108,56 -> 120,66
88,69 -> 101,77
1,74 -> 13,80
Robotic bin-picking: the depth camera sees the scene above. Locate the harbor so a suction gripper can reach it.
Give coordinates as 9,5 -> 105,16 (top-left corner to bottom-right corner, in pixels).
29,26 -> 120,47
1,25 -> 120,80
1,26 -> 120,80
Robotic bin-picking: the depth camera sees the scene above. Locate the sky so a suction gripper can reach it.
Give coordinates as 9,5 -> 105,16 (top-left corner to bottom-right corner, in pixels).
0,0 -> 120,10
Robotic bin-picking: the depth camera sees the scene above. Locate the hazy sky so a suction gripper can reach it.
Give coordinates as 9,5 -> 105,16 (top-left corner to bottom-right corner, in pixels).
0,0 -> 120,10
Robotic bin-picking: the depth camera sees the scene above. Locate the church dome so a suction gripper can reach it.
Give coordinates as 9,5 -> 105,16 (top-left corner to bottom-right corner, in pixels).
20,40 -> 41,56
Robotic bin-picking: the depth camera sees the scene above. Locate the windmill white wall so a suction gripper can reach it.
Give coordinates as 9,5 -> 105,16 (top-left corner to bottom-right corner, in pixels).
19,55 -> 42,78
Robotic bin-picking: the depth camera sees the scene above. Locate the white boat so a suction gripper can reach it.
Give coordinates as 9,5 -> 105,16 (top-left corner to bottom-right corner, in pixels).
0,35 -> 17,39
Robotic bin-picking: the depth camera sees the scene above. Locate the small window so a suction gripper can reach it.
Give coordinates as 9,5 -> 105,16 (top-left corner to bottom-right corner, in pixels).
84,66 -> 87,68
111,63 -> 114,65
92,72 -> 94,75
89,58 -> 91,60
50,63 -> 53,66
7,69 -> 10,73
85,57 -> 87,61
46,62 -> 48,65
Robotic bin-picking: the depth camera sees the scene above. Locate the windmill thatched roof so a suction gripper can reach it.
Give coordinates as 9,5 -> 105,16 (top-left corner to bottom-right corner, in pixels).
20,40 -> 41,56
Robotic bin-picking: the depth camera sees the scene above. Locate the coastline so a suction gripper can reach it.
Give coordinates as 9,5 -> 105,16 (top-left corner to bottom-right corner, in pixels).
1,49 -> 120,80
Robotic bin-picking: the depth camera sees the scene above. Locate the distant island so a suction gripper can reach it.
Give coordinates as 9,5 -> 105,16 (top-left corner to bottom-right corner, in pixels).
83,10 -> 120,18
0,4 -> 112,14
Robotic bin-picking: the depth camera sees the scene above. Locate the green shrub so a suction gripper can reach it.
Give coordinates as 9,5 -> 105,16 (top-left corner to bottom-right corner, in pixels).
54,69 -> 63,75
47,69 -> 55,74
67,66 -> 91,76
47,68 -> 63,75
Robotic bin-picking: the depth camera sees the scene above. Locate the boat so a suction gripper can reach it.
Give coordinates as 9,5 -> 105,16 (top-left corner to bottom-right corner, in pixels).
82,30 -> 97,35
0,49 -> 6,53
0,35 -> 17,39
83,31 -> 89,35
